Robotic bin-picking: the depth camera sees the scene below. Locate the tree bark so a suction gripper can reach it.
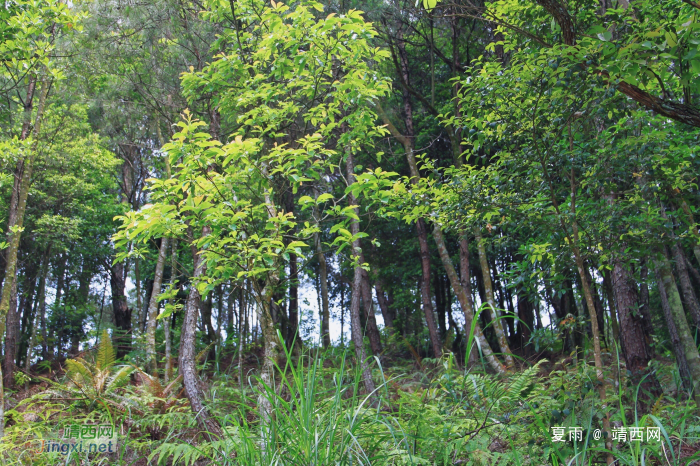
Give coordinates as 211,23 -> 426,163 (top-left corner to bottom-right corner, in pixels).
146,237 -> 169,374
346,149 -> 377,399
359,257 -> 382,355
435,272 -> 447,340
382,29 -> 443,358
179,226 -> 221,437
672,242 -> 700,329
3,280 -> 18,389
17,255 -> 40,367
653,251 -> 700,407
416,220 -> 442,358
0,77 -> 49,418
602,270 -> 622,347
164,239 -> 178,384
654,265 -> 693,391
33,244 -> 51,364
287,251 -> 299,345
433,227 -> 505,373
374,280 -> 394,331
314,227 -> 331,347
110,261 -> 131,359
135,257 -> 143,332
474,232 -> 515,367
611,256 -> 658,399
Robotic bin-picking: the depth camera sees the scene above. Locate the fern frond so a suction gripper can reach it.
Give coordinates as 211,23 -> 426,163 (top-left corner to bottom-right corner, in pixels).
96,329 -> 115,370
66,358 -> 95,382
106,366 -> 134,393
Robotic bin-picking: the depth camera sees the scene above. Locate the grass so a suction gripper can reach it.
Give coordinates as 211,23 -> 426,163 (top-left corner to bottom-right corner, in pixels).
0,333 -> 698,465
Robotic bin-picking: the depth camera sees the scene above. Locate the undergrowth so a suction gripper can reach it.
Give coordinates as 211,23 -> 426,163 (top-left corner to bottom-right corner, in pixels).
0,335 -> 698,465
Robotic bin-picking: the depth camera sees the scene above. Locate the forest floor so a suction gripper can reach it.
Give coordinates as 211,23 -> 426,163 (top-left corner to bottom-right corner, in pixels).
1,341 -> 699,465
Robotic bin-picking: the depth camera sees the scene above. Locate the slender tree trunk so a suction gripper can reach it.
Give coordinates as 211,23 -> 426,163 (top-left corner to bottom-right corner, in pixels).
359,258 -> 382,355
458,237 -> 480,366
226,284 -> 234,336
346,148 -> 377,399
146,237 -> 169,374
474,232 -> 515,367
654,251 -> 700,406
33,244 -> 51,365
47,254 -> 66,359
288,251 -> 299,345
135,257 -> 143,332
678,198 -> 700,265
179,226 -> 221,437
602,270 -> 622,347
382,30 -> 443,358
435,272 -> 447,341
238,282 -> 245,391
340,278 -> 345,345
164,239 -> 178,384
374,280 -> 394,331
638,264 -> 654,343
654,266 -> 693,388
685,254 -> 700,287
200,293 -> 216,359
254,171 -> 287,427
110,261 -> 131,359
0,77 -> 49,430
672,242 -> 700,329
25,266 -> 45,387
3,280 -> 18,390
416,220 -> 442,358
433,227 -> 505,373
17,257 -> 40,367
315,231 -> 330,347
585,266 -> 607,348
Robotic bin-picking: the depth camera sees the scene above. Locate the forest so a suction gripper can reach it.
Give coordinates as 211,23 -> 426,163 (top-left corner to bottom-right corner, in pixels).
1,0 -> 700,464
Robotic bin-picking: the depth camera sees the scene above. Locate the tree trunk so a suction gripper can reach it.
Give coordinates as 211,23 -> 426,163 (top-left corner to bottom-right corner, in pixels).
678,198 -> 700,265
110,261 -> 131,359
474,232 -> 515,367
435,272 -> 447,341
654,265 -> 693,391
47,254 -> 67,359
164,239 -> 178,383
654,252 -> 700,406
359,258 -> 382,355
611,257 -> 659,400
602,270 -> 622,348
135,257 -> 143,332
416,220 -> 442,358
383,30 -> 443,358
15,254 -> 38,369
458,237 -> 480,366
374,280 -> 394,331
638,264 -> 654,344
146,237 -> 169,374
3,280 -> 18,390
433,227 -> 505,373
287,251 -> 299,345
0,77 -> 49,430
346,149 -> 377,399
226,284 -> 234,335
672,242 -> 700,329
179,226 -> 221,437
315,230 -> 330,348
516,292 -> 535,356
33,245 -> 51,365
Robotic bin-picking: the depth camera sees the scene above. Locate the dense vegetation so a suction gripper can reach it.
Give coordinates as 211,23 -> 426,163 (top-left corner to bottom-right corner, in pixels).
1,0 -> 700,464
